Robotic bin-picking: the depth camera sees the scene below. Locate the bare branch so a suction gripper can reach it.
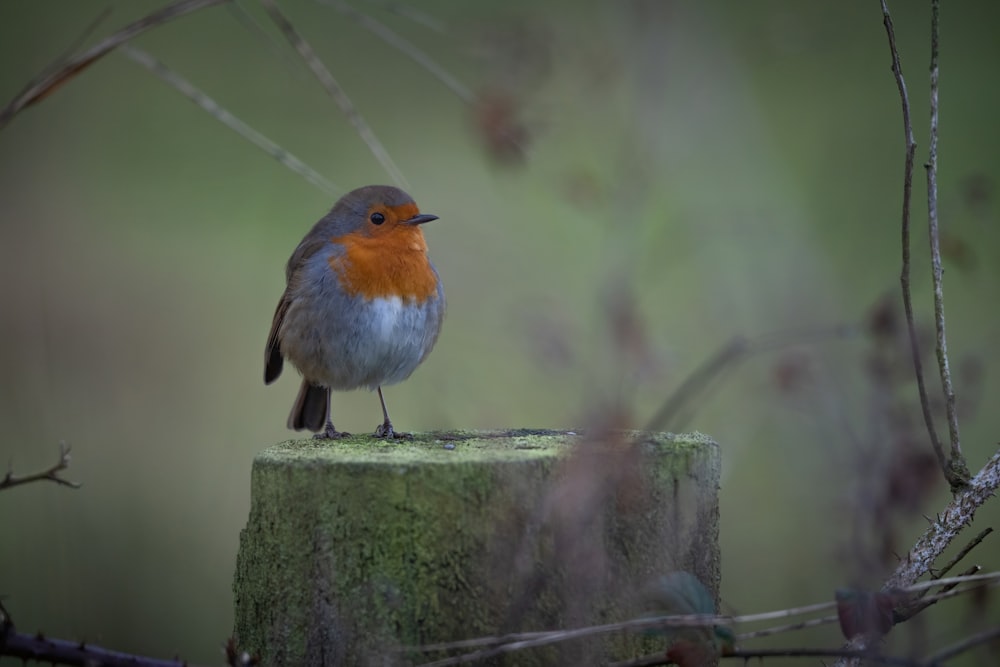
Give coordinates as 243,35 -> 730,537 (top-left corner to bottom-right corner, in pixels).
726,648 -> 920,666
644,325 -> 855,431
923,624 -> 1000,664
362,0 -> 447,34
120,45 -> 340,196
318,1 -> 474,104
0,0 -> 230,131
259,0 -> 410,189
932,527 -> 991,579
0,442 -> 81,492
923,0 -> 968,483
734,614 -> 840,642
877,0 -> 960,488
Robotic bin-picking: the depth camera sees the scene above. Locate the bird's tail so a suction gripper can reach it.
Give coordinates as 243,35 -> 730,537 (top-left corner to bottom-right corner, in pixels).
288,381 -> 329,432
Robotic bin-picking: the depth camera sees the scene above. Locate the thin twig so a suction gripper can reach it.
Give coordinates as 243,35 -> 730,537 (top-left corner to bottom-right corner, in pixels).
610,648 -> 922,667
645,325 -> 855,432
228,0 -> 310,78
0,0 -> 230,131
120,45 -> 340,196
412,572 -> 1000,665
362,0 -> 447,33
898,565 -> 980,622
727,648 -> 921,666
894,570 -> 1000,593
932,527 -> 991,579
923,624 -> 1000,664
0,442 -> 81,491
878,0 -> 954,487
260,0 -> 409,189
407,599 -> 844,655
406,631 -> 550,653
734,613 -> 840,641
318,1 -> 474,104
924,0 -> 967,485
50,8 -> 115,68
410,614 -> 729,663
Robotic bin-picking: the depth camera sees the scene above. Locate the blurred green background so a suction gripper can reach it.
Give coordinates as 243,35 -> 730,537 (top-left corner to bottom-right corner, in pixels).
1,0 -> 998,663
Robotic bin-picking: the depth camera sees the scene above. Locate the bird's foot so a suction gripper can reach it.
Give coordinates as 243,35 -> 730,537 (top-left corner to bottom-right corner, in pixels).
313,421 -> 350,440
374,421 -> 412,440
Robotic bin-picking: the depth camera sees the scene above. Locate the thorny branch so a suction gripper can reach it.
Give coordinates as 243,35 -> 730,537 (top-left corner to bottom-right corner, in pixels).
0,442 -> 81,492
0,601 -> 257,666
836,450 -> 1000,665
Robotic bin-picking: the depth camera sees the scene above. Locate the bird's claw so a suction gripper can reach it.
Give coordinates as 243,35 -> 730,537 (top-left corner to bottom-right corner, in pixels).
374,422 -> 411,440
314,424 -> 350,440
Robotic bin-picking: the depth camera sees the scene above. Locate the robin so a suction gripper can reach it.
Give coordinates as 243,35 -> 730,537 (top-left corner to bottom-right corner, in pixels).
264,185 -> 444,439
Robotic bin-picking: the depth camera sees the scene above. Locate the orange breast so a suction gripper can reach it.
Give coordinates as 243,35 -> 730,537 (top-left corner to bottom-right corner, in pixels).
328,229 -> 438,302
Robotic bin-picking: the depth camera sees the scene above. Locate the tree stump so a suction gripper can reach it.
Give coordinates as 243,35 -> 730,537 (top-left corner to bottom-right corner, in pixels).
232,430 -> 720,666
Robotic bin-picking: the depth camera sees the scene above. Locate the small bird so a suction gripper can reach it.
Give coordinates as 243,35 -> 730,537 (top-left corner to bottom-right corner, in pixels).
264,185 -> 444,439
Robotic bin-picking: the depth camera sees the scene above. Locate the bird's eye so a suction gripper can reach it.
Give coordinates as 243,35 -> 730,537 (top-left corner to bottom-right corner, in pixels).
370,212 -> 386,225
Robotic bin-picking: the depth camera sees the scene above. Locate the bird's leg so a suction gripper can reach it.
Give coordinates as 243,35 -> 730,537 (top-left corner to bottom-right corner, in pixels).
315,391 -> 349,439
374,386 -> 411,439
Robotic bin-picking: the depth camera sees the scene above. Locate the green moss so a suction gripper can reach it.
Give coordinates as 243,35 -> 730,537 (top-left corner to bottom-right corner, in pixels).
234,430 -> 721,666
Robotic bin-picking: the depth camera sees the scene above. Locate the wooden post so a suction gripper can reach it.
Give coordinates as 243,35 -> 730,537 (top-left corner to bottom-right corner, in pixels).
233,430 -> 720,666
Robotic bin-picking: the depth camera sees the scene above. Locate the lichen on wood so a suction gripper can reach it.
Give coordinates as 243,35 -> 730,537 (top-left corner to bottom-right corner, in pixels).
233,430 -> 720,666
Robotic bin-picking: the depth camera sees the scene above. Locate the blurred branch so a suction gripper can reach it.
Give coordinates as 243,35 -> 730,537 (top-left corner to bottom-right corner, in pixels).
644,325 -> 854,432
734,614 -> 839,642
923,0 -> 968,483
260,0 -> 410,189
361,0 -> 447,34
611,649 -> 921,667
0,0 -> 230,131
923,625 -> 1000,664
120,44 -> 340,196
726,649 -> 919,666
411,572 -> 1000,666
0,442 -> 80,492
318,0 -> 475,104
612,574 -> 1000,667
228,1 -> 308,77
899,565 -> 979,624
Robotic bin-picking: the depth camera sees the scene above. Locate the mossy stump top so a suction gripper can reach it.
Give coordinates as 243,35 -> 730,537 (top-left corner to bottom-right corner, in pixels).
233,429 -> 720,666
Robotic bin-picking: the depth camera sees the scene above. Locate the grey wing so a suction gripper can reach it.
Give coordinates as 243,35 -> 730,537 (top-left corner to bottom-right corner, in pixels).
265,235 -> 330,384
264,291 -> 291,384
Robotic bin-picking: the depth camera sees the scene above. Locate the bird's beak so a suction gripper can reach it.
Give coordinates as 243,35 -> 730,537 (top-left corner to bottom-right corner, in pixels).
402,213 -> 439,226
